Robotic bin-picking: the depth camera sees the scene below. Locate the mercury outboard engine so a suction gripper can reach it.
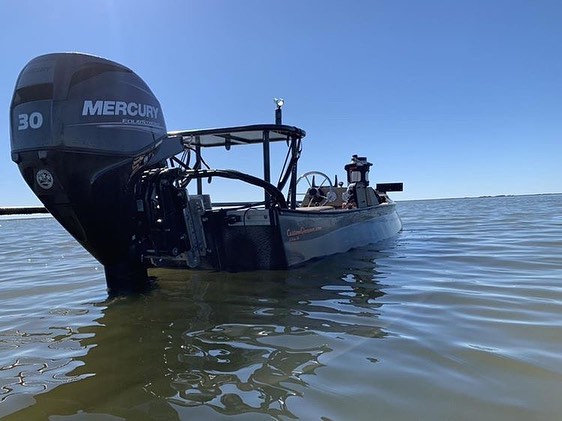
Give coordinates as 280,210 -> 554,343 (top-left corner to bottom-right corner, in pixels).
10,53 -> 168,294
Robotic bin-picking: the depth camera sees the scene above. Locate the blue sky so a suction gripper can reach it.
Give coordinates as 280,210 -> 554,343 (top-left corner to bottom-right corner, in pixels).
1,0 -> 561,205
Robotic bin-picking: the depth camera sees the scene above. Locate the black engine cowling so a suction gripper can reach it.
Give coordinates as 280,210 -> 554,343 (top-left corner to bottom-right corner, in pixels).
10,53 -> 168,293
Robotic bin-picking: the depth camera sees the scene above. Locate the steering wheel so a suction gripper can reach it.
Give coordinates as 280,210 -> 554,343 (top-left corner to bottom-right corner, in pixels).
295,171 -> 337,207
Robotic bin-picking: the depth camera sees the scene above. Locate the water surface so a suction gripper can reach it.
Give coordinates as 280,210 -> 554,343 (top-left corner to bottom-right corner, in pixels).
1,195 -> 562,420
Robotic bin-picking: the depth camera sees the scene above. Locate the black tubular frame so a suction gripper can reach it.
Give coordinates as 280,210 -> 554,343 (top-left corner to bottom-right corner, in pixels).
178,169 -> 288,209
165,124 -> 306,210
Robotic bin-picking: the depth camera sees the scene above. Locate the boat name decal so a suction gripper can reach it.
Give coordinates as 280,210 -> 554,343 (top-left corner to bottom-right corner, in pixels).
81,100 -> 160,119
286,226 -> 322,241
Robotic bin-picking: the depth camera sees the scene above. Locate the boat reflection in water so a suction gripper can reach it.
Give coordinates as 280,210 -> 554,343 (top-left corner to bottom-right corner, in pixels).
8,243 -> 396,419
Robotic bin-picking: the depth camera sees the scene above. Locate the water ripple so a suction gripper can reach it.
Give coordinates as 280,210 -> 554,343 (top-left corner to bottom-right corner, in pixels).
1,195 -> 562,419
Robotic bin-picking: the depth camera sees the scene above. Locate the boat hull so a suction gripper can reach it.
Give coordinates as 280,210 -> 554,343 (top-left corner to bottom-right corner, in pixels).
146,202 -> 401,274
279,203 -> 402,266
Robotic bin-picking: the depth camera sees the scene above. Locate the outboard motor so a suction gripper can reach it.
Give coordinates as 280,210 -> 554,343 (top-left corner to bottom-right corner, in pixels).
344,155 -> 372,208
344,155 -> 372,186
10,53 -> 168,293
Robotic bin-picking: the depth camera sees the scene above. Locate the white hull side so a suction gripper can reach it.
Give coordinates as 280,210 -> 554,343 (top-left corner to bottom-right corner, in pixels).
278,203 -> 402,267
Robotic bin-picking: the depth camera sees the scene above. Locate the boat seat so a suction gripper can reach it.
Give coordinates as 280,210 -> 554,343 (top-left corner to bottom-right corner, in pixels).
294,205 -> 335,212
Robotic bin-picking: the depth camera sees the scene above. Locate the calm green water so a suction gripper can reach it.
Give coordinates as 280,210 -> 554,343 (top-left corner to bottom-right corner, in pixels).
1,195 -> 562,420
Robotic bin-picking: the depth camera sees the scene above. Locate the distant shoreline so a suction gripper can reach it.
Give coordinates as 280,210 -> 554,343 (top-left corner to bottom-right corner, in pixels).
0,207 -> 49,215
1,192 -> 561,215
